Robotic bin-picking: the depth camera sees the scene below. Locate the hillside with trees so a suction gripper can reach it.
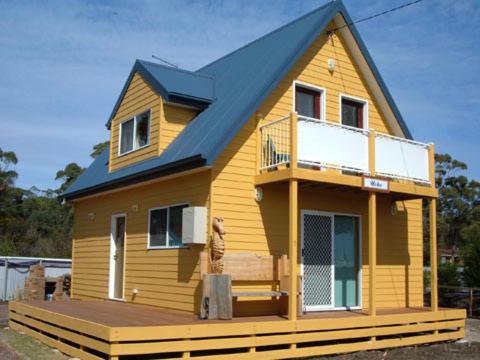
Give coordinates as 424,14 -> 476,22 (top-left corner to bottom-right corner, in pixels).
0,141 -> 108,258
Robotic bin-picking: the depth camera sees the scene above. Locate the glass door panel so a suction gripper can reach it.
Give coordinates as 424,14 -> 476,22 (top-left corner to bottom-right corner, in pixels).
334,215 -> 359,308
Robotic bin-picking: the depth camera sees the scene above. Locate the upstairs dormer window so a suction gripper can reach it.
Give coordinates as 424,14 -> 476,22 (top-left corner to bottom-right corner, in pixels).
119,110 -> 150,155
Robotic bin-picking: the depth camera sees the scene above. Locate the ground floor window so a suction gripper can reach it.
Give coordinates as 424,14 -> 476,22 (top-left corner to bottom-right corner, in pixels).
148,204 -> 188,248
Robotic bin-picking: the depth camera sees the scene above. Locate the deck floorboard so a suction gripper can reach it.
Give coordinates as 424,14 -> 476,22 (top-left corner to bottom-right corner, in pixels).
21,300 -> 439,327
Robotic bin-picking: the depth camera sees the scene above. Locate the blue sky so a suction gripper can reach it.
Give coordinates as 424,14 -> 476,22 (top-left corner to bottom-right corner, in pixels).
0,0 -> 478,190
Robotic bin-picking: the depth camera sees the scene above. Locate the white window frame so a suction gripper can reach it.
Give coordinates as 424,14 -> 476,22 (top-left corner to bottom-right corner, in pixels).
118,109 -> 151,156
147,203 -> 189,249
339,93 -> 369,129
292,80 -> 326,121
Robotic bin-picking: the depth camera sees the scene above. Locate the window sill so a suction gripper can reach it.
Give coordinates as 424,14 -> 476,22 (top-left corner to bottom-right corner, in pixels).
147,245 -> 190,250
118,143 -> 150,157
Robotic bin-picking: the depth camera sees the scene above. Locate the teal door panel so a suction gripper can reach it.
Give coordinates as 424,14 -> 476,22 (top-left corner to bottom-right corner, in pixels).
334,215 -> 359,308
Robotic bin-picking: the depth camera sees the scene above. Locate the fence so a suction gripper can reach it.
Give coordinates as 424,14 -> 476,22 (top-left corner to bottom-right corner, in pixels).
438,285 -> 480,318
0,257 -> 71,301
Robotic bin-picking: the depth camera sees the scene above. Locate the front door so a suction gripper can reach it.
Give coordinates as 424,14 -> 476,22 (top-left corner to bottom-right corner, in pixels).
110,215 -> 126,299
302,211 -> 360,311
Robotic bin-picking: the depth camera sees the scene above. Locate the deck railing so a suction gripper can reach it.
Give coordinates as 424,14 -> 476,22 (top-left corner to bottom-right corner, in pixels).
260,113 -> 433,185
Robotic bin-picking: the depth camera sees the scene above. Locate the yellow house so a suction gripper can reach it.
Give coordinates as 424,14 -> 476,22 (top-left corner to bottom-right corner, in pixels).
9,1 -> 465,359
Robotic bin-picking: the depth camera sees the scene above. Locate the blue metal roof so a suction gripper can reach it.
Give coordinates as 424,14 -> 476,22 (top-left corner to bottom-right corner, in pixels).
63,0 -> 412,199
106,60 -> 215,129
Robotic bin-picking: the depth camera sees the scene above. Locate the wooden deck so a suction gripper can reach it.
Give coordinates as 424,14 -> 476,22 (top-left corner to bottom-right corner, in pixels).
9,300 -> 466,360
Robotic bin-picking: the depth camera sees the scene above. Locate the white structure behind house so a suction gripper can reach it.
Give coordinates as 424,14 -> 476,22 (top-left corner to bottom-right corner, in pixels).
0,257 -> 71,301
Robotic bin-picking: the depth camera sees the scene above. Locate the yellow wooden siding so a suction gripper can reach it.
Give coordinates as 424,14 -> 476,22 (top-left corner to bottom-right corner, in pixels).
71,172 -> 210,313
160,103 -> 198,152
259,22 -> 391,133
109,73 -> 161,172
211,22 -> 422,315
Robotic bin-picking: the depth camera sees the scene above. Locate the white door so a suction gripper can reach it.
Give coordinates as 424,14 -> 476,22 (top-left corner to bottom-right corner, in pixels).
301,211 -> 334,311
109,215 -> 126,299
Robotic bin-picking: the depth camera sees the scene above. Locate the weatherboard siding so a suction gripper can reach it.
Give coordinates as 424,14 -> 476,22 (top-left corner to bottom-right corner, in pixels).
259,23 -> 391,132
210,24 -> 422,314
160,103 -> 198,152
71,172 -> 210,313
109,73 -> 161,172
108,72 -> 198,172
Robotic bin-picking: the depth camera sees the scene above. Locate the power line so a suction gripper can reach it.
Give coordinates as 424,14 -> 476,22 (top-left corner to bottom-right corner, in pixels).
327,0 -> 425,34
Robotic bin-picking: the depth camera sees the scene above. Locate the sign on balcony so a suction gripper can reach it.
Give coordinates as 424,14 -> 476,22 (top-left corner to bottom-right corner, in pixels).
362,177 -> 389,193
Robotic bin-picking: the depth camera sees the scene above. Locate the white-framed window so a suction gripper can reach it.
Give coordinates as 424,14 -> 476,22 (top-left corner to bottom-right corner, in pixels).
292,80 -> 326,120
148,204 -> 188,248
119,109 -> 151,155
339,94 -> 368,129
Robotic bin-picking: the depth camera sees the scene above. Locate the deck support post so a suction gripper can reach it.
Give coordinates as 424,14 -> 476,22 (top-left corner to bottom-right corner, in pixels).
288,111 -> 299,321
288,178 -> 298,321
368,192 -> 377,317
429,198 -> 438,312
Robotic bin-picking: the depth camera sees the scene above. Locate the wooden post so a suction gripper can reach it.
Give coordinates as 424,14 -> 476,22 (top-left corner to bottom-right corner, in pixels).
368,192 -> 377,317
256,112 -> 263,174
201,274 -> 232,320
288,178 -> 298,321
290,112 -> 298,169
368,129 -> 376,175
429,198 -> 438,312
428,143 -> 435,186
469,288 -> 474,318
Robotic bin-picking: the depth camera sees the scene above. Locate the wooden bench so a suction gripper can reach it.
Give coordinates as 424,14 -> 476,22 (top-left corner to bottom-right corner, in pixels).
200,252 -> 302,319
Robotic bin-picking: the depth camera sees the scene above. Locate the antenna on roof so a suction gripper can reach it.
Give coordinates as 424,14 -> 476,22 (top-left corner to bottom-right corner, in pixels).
151,55 -> 179,69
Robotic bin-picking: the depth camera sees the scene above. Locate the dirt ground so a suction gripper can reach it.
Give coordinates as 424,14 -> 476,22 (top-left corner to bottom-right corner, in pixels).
0,302 -> 479,359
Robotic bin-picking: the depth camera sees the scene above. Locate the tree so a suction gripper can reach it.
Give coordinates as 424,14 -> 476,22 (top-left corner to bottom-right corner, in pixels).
461,212 -> 480,287
438,263 -> 461,287
90,141 -> 109,159
55,163 -> 84,193
435,154 -> 480,248
0,148 -> 18,191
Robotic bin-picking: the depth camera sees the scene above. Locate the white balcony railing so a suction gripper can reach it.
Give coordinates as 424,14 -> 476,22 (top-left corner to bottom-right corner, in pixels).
375,133 -> 430,184
260,114 -> 432,185
297,116 -> 370,174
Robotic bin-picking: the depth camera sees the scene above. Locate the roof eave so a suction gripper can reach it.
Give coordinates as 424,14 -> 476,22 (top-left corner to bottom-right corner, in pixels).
62,154 -> 207,201
105,61 -> 213,129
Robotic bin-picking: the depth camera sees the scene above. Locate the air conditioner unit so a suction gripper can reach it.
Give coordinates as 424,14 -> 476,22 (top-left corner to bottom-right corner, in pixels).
182,207 -> 207,245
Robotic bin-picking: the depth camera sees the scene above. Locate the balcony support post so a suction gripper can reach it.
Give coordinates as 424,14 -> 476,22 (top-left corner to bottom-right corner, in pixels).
290,112 -> 298,169
288,178 -> 298,321
368,192 -> 377,317
288,111 -> 299,321
255,112 -> 263,174
429,198 -> 438,312
428,143 -> 435,186
368,129 -> 376,175
367,129 -> 377,317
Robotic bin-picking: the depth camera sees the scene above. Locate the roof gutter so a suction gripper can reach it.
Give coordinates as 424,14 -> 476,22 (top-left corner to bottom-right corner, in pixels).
62,154 -> 207,201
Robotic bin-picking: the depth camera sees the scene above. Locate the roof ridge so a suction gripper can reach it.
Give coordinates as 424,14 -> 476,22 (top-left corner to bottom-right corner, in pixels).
196,1 -> 335,73
137,59 -> 215,81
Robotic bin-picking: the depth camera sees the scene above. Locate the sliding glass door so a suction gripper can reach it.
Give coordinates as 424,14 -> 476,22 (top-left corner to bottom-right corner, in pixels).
302,211 -> 360,311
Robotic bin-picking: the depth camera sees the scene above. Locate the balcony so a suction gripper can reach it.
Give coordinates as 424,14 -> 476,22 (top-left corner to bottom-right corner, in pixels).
257,113 -> 436,198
